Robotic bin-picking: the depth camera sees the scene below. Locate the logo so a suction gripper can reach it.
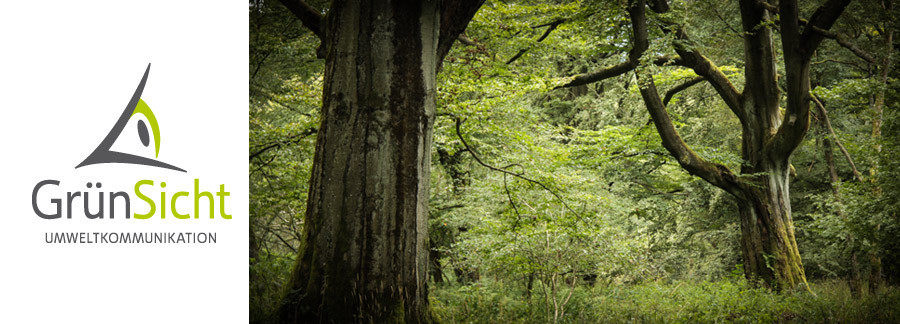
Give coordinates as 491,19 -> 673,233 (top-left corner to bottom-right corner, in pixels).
75,63 -> 185,172
31,63 -> 232,221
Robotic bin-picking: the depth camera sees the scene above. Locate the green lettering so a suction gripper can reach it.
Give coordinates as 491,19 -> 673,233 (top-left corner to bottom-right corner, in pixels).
217,184 -> 231,219
134,180 -> 155,219
194,179 -> 214,218
160,182 -> 167,219
172,191 -> 190,219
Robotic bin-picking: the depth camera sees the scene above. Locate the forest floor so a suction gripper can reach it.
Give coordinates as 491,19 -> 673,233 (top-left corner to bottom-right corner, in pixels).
430,279 -> 900,323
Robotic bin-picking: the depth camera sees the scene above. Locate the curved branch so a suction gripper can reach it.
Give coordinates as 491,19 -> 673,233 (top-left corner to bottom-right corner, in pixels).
806,24 -> 877,64
770,0 -> 850,159
555,1 -> 664,90
554,60 -> 636,89
663,76 -> 705,106
278,0 -> 325,58
453,117 -> 583,220
503,173 -> 525,233
559,0 -> 741,122
507,18 -> 565,65
555,55 -> 686,90
636,71 -> 743,196
457,34 -> 478,46
250,127 -> 318,161
799,0 -> 853,61
649,0 -> 742,120
437,0 -> 487,67
278,0 -> 324,41
631,0 -> 743,197
669,29 -> 743,119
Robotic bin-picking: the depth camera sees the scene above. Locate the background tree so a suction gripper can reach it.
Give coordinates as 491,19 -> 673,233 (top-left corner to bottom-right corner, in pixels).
555,0 -> 852,290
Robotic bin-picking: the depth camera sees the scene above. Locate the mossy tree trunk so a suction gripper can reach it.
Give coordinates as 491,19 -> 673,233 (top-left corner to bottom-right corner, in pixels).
557,0 -> 851,290
639,0 -> 840,291
735,162 -> 808,290
276,0 -> 483,322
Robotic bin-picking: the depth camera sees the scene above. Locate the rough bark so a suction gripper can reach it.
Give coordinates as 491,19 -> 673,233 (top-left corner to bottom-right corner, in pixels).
733,0 -> 850,291
734,169 -> 808,290
278,1 -> 439,322
276,0 -> 484,322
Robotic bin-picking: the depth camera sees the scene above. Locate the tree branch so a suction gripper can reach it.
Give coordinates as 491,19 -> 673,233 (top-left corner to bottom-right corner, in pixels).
812,58 -> 867,71
806,23 -> 877,63
507,18 -> 565,65
663,76 -> 705,106
650,0 -> 743,120
812,94 -> 863,182
558,0 -> 740,122
668,27 -> 743,119
739,0 -> 781,131
554,60 -> 637,89
250,127 -> 318,161
278,0 -> 325,58
631,0 -> 743,197
770,0 -> 850,159
554,55 -> 685,90
555,3 -> 670,90
457,34 -> 478,46
799,0 -> 854,61
637,71 -> 743,196
453,117 -> 583,220
437,0 -> 487,69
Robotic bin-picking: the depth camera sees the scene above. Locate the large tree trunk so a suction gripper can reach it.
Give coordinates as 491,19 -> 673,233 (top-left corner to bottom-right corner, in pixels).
278,1 -> 440,322
736,160 -> 809,290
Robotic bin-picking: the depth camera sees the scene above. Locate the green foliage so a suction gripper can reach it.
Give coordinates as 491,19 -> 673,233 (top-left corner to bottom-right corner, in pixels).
249,1 -> 323,322
431,279 -> 900,323
250,250 -> 296,320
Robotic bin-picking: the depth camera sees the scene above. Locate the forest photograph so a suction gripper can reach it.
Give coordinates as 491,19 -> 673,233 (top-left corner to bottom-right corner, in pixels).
250,0 -> 900,322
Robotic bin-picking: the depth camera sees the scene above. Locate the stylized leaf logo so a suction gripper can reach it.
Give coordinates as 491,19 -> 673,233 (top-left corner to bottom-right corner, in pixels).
76,63 -> 185,172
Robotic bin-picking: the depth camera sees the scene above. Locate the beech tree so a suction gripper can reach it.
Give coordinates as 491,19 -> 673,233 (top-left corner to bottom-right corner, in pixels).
251,0 -> 900,321
557,0 -> 852,290
273,0 -> 483,322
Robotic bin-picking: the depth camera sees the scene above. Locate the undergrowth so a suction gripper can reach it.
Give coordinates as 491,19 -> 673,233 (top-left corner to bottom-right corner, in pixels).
430,279 -> 900,323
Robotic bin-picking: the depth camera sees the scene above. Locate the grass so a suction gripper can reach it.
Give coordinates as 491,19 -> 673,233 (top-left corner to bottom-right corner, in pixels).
430,279 -> 900,323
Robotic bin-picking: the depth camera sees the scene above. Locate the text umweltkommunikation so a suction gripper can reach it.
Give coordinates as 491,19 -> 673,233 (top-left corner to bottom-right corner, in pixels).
44,232 -> 216,244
